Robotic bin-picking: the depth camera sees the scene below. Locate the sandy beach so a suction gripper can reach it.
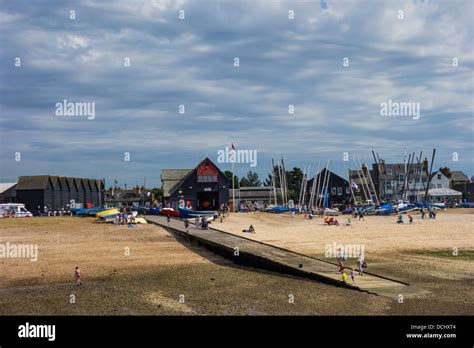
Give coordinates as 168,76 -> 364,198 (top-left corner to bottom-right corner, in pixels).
0,213 -> 472,315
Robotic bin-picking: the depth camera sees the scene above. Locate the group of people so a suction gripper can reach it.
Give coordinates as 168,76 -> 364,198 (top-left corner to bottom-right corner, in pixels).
396,214 -> 414,224
338,251 -> 367,285
180,215 -> 210,231
239,202 -> 262,213
323,216 -> 339,226
420,206 -> 437,219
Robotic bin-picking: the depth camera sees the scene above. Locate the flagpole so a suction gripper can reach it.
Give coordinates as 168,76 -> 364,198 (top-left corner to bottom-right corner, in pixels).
232,161 -> 235,212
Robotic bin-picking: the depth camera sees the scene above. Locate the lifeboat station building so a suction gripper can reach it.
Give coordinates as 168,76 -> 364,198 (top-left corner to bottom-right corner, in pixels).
161,158 -> 230,211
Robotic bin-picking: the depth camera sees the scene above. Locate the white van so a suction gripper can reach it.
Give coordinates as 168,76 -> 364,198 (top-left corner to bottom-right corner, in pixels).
0,203 -> 33,218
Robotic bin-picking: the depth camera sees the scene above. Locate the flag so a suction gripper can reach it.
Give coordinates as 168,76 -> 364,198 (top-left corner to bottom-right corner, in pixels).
351,180 -> 360,192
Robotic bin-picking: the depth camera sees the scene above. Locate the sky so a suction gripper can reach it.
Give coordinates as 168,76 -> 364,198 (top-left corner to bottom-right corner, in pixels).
0,0 -> 473,188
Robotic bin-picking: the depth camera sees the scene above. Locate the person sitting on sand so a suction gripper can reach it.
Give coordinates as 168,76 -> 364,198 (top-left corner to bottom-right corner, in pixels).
396,215 -> 404,224
242,225 -> 255,234
341,271 -> 347,284
358,212 -> 365,221
345,218 -> 352,226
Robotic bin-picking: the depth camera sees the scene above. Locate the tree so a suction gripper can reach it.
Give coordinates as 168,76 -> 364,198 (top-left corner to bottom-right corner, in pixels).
263,166 -> 304,201
151,187 -> 163,202
224,171 -> 239,188
240,171 -> 262,187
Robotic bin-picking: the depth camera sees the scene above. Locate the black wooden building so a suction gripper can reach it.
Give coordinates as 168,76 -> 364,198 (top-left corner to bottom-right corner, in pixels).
161,157 -> 230,210
305,168 -> 352,207
16,176 -> 104,212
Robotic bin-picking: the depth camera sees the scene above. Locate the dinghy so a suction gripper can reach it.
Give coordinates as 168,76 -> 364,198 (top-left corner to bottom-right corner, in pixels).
178,208 -> 218,219
96,208 -> 119,218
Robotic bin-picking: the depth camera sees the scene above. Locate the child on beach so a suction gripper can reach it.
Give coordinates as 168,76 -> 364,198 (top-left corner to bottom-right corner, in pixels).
351,268 -> 355,284
74,266 -> 82,286
341,271 -> 347,284
184,219 -> 189,232
396,215 -> 404,224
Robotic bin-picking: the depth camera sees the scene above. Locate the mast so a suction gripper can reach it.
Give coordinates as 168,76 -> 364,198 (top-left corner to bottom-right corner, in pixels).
318,160 -> 329,208
353,157 -> 368,202
309,160 -> 321,209
281,156 -> 288,206
343,162 -> 356,206
424,149 -> 436,203
271,159 -> 277,205
324,168 -> 331,208
363,154 -> 379,205
357,155 -> 373,203
298,165 -> 307,207
416,151 -> 424,201
372,150 -> 383,202
302,165 -> 309,207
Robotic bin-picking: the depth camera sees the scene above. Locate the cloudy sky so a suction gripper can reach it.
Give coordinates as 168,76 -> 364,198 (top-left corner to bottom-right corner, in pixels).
1,0 -> 473,188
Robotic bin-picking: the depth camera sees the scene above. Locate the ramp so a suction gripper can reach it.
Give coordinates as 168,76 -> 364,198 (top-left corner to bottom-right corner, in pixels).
146,215 -> 423,298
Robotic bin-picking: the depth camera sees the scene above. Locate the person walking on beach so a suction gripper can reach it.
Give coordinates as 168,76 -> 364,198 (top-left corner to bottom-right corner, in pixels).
166,215 -> 171,226
421,206 -> 426,219
337,257 -> 345,273
74,266 -> 82,286
184,219 -> 189,232
195,216 -> 200,229
350,268 -> 355,284
358,254 -> 365,276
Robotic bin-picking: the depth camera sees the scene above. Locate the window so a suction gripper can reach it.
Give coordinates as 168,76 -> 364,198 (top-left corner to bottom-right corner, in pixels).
386,169 -> 392,175
437,174 -> 441,180
337,187 -> 342,195
346,187 -> 350,194
332,187 -> 337,194
398,174 -> 404,180
197,175 -> 217,183
437,184 -> 442,188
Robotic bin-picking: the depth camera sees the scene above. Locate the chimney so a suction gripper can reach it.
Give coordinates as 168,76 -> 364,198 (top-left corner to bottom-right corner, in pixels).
423,158 -> 429,173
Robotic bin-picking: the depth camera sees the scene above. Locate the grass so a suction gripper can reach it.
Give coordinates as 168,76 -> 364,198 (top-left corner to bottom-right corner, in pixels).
0,216 -> 85,228
409,249 -> 474,261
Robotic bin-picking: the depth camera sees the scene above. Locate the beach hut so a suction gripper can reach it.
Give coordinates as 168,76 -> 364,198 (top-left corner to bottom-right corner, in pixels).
58,177 -> 70,210
16,176 -> 54,212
